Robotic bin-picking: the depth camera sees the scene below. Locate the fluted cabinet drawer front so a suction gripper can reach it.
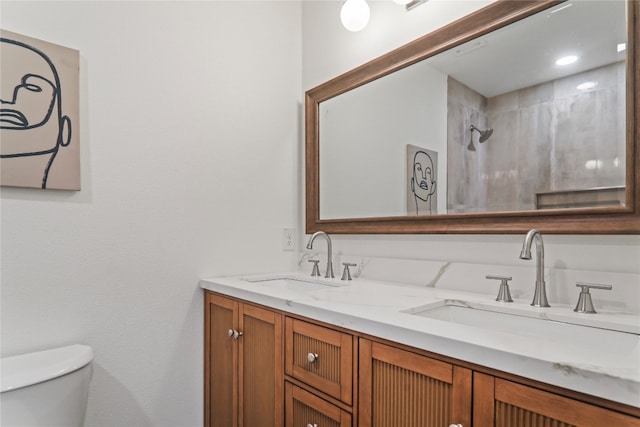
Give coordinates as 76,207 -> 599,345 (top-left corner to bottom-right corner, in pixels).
285,382 -> 352,427
285,318 -> 353,404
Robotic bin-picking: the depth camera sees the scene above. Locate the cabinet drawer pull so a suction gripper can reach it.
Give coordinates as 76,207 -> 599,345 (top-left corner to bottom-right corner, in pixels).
307,424 -> 318,427
449,424 -> 463,427
307,352 -> 319,363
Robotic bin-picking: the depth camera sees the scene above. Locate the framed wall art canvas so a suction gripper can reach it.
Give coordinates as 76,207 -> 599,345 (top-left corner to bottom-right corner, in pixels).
1,29 -> 80,190
407,144 -> 437,215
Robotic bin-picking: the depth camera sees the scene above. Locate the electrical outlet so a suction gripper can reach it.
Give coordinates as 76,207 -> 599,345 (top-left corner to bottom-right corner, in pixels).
282,228 -> 295,251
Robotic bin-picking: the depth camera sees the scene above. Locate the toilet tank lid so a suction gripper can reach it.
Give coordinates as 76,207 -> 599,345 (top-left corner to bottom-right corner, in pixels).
0,344 -> 94,393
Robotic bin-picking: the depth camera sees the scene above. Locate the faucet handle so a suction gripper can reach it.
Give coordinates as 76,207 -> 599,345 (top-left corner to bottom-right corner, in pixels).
486,275 -> 513,303
574,282 -> 612,313
308,259 -> 321,277
341,263 -> 356,281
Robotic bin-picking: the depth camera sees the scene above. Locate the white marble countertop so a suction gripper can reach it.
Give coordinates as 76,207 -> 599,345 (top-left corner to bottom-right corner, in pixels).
200,272 -> 640,409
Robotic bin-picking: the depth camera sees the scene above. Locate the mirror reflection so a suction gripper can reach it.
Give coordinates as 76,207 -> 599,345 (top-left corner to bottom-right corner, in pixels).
319,1 -> 627,220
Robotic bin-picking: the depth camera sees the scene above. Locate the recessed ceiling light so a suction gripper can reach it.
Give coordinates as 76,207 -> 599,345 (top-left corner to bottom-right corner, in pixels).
453,40 -> 488,57
618,43 -> 627,52
556,55 -> 578,66
577,81 -> 597,91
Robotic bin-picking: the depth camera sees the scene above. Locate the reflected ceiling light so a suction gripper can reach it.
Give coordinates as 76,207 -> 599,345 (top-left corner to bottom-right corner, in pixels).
453,39 -> 488,57
618,42 -> 627,52
585,159 -> 602,170
556,55 -> 578,66
341,0 -> 370,32
577,81 -> 597,91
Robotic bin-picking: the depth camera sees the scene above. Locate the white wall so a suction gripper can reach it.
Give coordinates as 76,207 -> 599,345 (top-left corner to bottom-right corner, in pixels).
300,0 -> 640,275
1,1 -> 301,425
320,60 -> 448,218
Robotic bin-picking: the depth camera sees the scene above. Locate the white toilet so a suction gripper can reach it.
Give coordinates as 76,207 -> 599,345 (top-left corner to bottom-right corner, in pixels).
0,344 -> 94,427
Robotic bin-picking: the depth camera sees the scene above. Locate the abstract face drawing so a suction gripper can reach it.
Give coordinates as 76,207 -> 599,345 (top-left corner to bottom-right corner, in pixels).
1,37 -> 72,188
411,150 -> 436,202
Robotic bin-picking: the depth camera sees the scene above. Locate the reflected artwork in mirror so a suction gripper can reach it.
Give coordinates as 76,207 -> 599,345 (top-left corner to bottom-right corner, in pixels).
306,0 -> 639,234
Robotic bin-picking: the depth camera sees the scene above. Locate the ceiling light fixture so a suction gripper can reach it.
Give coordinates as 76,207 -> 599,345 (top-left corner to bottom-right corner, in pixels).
341,0 -> 370,32
556,55 -> 578,66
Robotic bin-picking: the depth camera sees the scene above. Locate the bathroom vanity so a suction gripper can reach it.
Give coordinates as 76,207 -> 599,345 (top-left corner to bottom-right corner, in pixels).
202,3 -> 640,422
201,273 -> 640,427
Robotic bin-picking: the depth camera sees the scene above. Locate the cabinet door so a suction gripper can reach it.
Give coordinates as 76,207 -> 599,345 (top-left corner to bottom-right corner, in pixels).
204,293 -> 284,427
359,339 -> 472,427
239,303 -> 284,427
473,372 -> 640,427
204,293 -> 238,427
285,382 -> 352,427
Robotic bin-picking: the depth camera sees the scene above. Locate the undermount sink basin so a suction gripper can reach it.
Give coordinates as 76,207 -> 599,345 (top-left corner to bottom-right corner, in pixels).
245,277 -> 343,292
405,301 -> 640,355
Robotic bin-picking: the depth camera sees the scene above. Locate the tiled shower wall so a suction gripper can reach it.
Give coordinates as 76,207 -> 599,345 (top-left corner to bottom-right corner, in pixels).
447,62 -> 625,212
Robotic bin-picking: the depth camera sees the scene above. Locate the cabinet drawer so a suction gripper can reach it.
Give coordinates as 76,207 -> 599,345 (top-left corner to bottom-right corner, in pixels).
285,382 -> 352,427
285,318 -> 353,404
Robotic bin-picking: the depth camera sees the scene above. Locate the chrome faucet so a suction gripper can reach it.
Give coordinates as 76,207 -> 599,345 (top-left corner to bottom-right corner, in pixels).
519,229 -> 550,307
306,231 -> 334,278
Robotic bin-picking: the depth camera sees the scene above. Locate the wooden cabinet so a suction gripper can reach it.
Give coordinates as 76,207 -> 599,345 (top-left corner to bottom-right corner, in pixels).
359,339 -> 472,427
473,372 -> 640,427
358,341 -> 639,427
204,292 -> 283,427
205,292 -> 639,427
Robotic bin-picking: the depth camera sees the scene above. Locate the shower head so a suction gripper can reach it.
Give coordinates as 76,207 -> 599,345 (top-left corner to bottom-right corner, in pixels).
470,124 -> 493,143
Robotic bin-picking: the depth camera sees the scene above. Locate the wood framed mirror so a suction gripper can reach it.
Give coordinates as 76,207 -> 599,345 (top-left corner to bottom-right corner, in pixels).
305,0 -> 639,234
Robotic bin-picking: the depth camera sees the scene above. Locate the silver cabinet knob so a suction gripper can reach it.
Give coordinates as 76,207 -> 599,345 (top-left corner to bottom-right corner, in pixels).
307,352 -> 319,363
307,424 -> 318,427
227,329 -> 243,339
449,424 -> 463,427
